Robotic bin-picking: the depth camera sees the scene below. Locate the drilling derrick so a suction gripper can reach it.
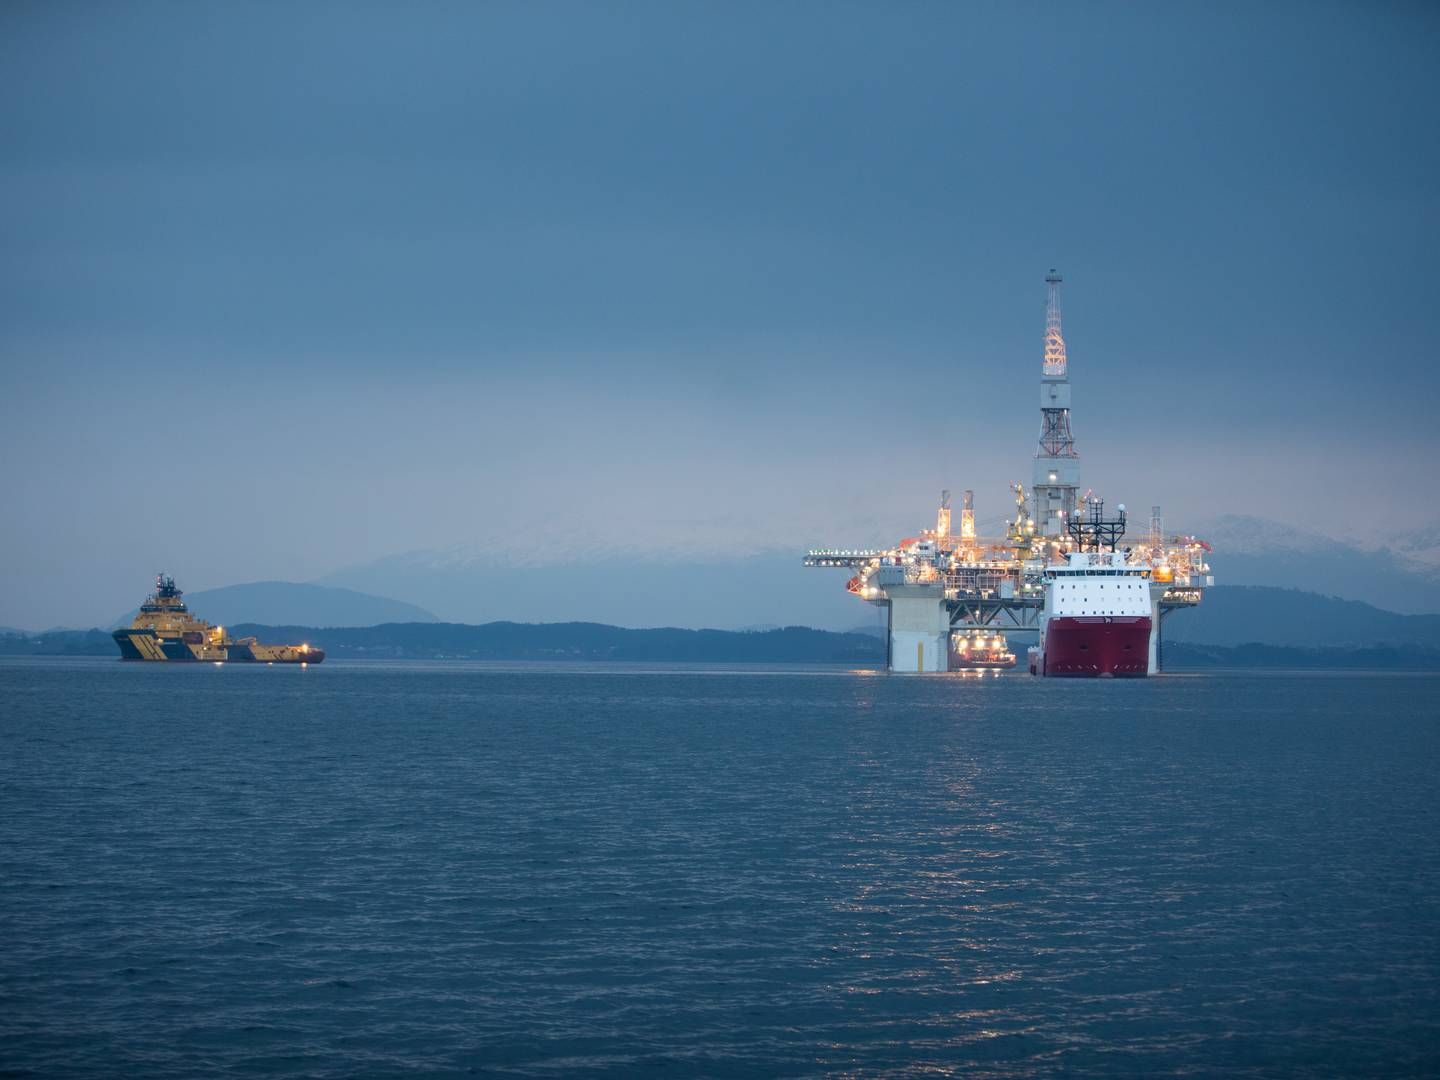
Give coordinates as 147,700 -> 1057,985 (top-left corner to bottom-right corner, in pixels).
1032,270 -> 1080,537
959,490 -> 976,543
935,490 -> 952,541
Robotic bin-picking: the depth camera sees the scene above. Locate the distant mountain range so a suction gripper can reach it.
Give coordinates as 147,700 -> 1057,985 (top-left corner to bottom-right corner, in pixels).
6,622 -> 1436,671
0,629 -> 115,656
1392,523 -> 1440,573
9,513 -> 1437,651
111,581 -> 438,630
1164,586 -> 1440,649
313,514 -> 1440,630
203,623 -> 1437,670
223,622 -> 882,664
317,550 -> 865,631
1193,515 -> 1440,615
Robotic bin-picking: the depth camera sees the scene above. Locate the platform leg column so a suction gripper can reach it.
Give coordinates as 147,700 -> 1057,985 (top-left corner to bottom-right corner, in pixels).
885,586 -> 949,673
885,601 -> 893,671
1147,589 -> 1164,674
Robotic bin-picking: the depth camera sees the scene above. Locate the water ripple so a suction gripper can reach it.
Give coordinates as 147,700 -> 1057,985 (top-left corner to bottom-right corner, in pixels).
2,659 -> 1438,1076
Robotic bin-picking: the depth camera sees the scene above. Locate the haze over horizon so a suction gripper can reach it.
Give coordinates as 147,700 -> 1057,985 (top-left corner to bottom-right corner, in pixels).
3,2 -> 1437,630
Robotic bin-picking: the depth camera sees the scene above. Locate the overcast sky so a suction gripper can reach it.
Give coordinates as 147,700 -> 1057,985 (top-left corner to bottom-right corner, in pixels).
2,2 -> 1437,628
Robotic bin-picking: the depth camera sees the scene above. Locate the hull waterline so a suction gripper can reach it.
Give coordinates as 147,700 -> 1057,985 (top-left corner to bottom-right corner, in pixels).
1031,615 -> 1151,677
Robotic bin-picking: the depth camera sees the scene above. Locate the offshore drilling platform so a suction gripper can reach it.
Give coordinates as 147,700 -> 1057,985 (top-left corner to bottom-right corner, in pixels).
805,271 -> 1214,676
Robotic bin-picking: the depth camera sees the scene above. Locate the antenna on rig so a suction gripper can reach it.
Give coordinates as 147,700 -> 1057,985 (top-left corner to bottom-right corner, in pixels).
1066,495 -> 1127,552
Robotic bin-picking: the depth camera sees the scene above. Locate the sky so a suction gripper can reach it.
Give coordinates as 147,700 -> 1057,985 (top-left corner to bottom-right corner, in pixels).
2,2 -> 1438,629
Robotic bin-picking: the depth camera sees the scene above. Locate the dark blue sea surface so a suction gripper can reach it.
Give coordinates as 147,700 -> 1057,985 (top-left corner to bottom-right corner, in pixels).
2,658 -> 1438,1077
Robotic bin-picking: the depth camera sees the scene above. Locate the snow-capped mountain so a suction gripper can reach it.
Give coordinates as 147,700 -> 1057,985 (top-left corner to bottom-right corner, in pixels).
1188,514 -> 1440,614
111,582 -> 439,630
1390,524 -> 1440,573
317,548 -> 865,630
314,513 -> 1440,634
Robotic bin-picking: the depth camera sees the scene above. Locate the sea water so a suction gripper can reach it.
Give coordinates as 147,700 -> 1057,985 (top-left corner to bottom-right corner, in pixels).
1,658 -> 1438,1077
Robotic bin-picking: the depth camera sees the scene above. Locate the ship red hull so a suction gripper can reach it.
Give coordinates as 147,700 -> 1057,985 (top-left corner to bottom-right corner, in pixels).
1033,616 -> 1151,677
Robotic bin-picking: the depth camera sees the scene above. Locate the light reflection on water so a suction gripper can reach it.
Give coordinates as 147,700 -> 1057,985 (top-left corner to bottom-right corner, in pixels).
0,659 -> 1438,1076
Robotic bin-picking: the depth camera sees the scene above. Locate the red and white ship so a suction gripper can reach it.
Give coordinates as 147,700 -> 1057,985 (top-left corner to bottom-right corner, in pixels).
1026,498 -> 1156,677
1027,549 -> 1153,677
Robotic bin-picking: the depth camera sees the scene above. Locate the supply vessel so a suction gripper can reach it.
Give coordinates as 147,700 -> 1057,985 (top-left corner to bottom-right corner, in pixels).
1026,499 -> 1151,677
1026,550 -> 1152,677
112,574 -> 323,663
948,628 -> 1017,670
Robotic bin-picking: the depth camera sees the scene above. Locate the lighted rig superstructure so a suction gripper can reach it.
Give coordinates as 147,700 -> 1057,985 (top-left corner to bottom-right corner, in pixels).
804,272 -> 1214,673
